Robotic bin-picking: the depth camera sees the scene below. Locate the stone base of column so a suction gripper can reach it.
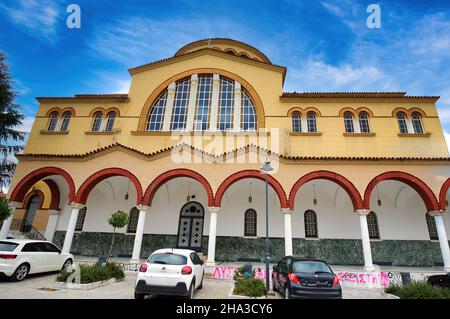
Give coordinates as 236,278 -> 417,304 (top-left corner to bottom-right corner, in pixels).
444,266 -> 450,272
205,261 -> 215,267
364,265 -> 375,272
130,259 -> 142,264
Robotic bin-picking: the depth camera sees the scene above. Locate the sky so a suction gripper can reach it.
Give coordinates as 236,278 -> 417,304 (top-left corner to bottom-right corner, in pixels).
1,0 -> 450,147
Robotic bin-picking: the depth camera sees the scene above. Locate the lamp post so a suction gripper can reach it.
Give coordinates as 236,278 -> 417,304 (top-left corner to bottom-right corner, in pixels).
260,159 -> 273,291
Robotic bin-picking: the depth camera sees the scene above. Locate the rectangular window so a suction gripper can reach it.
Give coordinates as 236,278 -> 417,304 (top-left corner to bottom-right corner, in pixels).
75,207 -> 87,232
194,76 -> 212,131
171,80 -> 191,130
217,78 -> 234,131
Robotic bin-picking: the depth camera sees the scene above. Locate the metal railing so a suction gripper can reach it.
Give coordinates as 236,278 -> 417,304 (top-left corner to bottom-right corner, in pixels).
9,219 -> 46,241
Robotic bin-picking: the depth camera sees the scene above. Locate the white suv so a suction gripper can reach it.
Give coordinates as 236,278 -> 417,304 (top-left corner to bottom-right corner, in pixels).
0,239 -> 73,282
134,248 -> 205,299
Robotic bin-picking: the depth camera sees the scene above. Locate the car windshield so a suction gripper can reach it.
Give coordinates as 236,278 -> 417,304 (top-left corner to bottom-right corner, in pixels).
148,253 -> 187,265
292,260 -> 332,274
0,241 -> 19,252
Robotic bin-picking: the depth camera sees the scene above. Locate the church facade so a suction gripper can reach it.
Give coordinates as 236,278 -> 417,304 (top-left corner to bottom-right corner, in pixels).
1,38 -> 450,270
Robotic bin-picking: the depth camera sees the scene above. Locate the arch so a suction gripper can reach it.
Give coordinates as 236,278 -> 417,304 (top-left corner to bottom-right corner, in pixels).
408,108 -> 427,118
303,107 -> 322,117
438,178 -> 450,210
10,167 -> 75,204
137,68 -> 265,131
287,107 -> 303,117
223,48 -> 238,56
45,107 -> 62,117
339,107 -> 357,117
363,171 -> 439,212
75,168 -> 143,205
143,169 -> 214,207
42,179 -> 61,210
22,190 -> 44,210
355,107 -> 374,117
391,107 -> 409,118
215,170 -> 288,208
89,107 -> 106,117
106,107 -> 121,117
289,170 -> 363,210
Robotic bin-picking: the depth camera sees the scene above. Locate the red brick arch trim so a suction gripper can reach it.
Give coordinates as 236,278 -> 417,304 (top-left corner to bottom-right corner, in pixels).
75,168 -> 143,205
438,178 -> 450,210
10,167 -> 75,204
289,170 -> 363,210
215,170 -> 288,209
363,171 -> 439,212
143,169 -> 214,207
42,179 -> 61,210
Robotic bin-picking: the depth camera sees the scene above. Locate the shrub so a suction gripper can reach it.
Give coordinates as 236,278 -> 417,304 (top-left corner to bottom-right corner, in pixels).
57,262 -> 125,284
233,278 -> 267,297
233,263 -> 254,281
385,282 -> 450,299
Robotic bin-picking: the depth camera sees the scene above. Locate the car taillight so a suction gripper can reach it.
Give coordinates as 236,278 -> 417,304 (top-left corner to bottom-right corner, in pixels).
139,264 -> 148,272
0,254 -> 17,259
181,266 -> 192,275
332,275 -> 340,286
288,273 -> 301,284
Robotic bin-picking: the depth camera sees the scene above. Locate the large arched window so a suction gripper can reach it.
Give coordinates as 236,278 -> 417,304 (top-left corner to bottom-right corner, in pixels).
48,112 -> 59,131
218,78 -> 234,131
127,207 -> 140,233
359,112 -> 370,133
194,75 -> 212,131
304,210 -> 318,238
241,90 -> 257,131
397,112 -> 408,134
244,209 -> 257,237
411,112 -> 423,134
171,78 -> 191,130
92,112 -> 103,132
60,112 -> 71,132
367,212 -> 380,239
307,112 -> 317,133
292,112 -> 301,133
344,112 -> 354,133
105,111 -> 116,132
425,213 -> 438,240
147,91 -> 167,131
75,207 -> 87,232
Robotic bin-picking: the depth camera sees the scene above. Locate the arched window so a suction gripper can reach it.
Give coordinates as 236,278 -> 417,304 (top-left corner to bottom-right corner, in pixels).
411,112 -> 423,134
244,209 -> 257,237
359,112 -> 370,133
105,111 -> 116,132
218,78 -> 234,131
307,112 -> 317,133
241,90 -> 257,131
127,207 -> 140,233
92,112 -> 103,132
22,195 -> 41,232
48,112 -> 59,131
60,112 -> 71,132
397,112 -> 408,134
75,207 -> 87,232
367,212 -> 380,239
147,91 -> 167,131
425,213 -> 438,240
194,75 -> 212,131
304,210 -> 318,238
171,79 -> 191,130
344,112 -> 354,133
292,112 -> 301,133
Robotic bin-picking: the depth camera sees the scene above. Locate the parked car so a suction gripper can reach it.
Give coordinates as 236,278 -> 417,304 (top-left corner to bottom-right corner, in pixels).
427,273 -> 450,289
134,248 -> 205,299
272,256 -> 342,299
0,239 -> 73,282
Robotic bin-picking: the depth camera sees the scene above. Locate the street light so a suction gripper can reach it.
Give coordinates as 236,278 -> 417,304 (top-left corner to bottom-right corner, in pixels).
260,158 -> 273,291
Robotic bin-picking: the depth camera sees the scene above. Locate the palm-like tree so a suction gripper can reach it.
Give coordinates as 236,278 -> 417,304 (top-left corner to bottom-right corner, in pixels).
0,52 -> 25,191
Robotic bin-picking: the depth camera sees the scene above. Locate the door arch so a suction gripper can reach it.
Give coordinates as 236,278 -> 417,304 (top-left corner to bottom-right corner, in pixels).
177,202 -> 205,251
22,195 -> 42,232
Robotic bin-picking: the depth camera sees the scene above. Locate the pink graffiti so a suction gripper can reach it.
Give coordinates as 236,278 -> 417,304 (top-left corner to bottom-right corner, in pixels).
211,266 -> 271,280
336,271 -> 401,288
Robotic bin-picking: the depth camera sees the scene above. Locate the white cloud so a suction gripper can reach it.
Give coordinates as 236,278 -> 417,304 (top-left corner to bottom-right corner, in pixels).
444,131 -> 450,154
16,116 -> 35,134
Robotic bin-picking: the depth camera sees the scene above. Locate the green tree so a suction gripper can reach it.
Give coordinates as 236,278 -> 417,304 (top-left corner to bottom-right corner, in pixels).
0,52 -> 25,191
0,198 -> 11,222
107,210 -> 128,260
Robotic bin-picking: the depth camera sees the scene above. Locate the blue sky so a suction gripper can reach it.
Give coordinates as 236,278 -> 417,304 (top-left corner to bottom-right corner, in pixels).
1,0 -> 450,145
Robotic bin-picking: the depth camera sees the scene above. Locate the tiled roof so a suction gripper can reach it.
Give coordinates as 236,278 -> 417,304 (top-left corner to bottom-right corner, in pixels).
281,92 -> 439,100
15,143 -> 450,162
36,94 -> 129,101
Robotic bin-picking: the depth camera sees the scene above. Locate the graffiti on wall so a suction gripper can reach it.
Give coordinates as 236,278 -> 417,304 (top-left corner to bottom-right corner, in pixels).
336,271 -> 402,288
211,266 -> 270,280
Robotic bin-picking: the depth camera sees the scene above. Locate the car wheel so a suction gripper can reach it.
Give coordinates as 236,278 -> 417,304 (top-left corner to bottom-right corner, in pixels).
186,280 -> 195,299
134,292 -> 146,300
62,259 -> 73,271
284,286 -> 290,299
11,263 -> 29,282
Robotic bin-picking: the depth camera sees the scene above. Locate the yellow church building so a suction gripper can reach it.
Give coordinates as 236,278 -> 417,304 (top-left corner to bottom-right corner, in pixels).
1,38 -> 450,271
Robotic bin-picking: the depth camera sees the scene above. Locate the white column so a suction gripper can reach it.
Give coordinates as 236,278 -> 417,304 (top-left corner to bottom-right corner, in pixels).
429,211 -> 450,271
301,116 -> 307,133
209,74 -> 221,131
232,82 -> 242,132
282,209 -> 293,256
185,74 -> 199,131
62,203 -> 85,253
0,202 -> 20,239
44,210 -> 60,242
131,205 -> 150,263
354,118 -> 361,133
406,119 -> 415,134
206,207 -> 220,266
162,82 -> 176,131
355,209 -> 375,271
